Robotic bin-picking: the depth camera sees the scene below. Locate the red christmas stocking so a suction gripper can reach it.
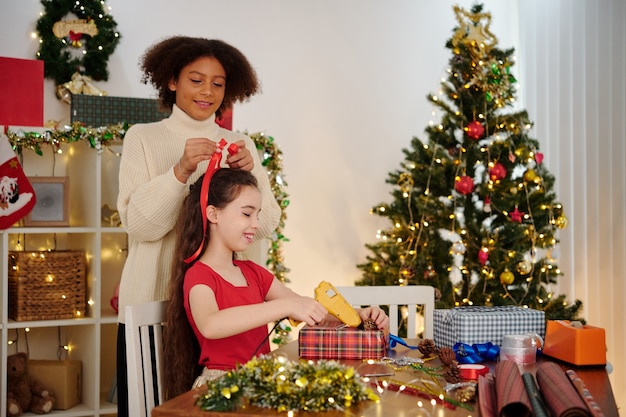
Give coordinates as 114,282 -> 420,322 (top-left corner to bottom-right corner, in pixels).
0,133 -> 36,229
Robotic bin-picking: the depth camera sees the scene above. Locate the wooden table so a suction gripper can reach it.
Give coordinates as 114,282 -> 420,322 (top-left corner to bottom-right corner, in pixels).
152,339 -> 619,416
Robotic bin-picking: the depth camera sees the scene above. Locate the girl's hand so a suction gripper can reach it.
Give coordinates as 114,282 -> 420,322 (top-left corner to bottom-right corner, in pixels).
226,140 -> 254,171
287,297 -> 328,327
359,306 -> 389,330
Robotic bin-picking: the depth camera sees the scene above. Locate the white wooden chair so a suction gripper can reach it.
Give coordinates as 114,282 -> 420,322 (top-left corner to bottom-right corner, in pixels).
125,300 -> 167,417
335,285 -> 435,339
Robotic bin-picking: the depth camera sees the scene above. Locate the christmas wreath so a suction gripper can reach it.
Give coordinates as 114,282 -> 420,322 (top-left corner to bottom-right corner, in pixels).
35,0 -> 121,86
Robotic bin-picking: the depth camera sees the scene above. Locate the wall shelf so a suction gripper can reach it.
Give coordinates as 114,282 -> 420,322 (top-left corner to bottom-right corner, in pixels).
0,141 -> 123,416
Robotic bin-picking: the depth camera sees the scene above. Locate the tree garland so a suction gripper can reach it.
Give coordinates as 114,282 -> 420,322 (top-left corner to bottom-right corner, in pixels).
5,124 -> 291,285
35,0 -> 121,85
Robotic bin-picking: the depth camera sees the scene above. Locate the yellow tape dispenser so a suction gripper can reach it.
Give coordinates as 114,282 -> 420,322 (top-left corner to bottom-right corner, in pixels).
290,281 -> 362,328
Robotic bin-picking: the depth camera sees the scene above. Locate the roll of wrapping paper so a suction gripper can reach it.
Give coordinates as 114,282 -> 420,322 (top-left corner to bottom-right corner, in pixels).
521,372 -> 550,417
478,373 -> 497,417
535,361 -> 592,417
565,370 -> 605,417
495,359 -> 532,417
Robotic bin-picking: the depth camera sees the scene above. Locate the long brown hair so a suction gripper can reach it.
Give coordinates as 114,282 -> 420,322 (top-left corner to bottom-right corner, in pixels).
163,168 -> 259,399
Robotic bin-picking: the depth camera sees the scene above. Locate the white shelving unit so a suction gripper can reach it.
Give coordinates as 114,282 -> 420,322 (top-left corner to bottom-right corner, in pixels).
0,139 -> 123,417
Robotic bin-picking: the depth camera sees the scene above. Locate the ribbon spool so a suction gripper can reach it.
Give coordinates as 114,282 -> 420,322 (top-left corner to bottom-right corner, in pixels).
458,364 -> 489,380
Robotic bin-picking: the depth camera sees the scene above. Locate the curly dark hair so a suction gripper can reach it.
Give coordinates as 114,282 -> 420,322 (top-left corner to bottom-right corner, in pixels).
139,36 -> 260,117
163,168 -> 259,399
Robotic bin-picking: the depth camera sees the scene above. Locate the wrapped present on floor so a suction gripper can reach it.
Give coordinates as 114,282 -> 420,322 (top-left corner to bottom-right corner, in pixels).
433,306 -> 545,348
298,321 -> 388,360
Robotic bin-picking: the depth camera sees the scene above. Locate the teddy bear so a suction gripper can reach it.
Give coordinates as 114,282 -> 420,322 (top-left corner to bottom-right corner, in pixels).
6,352 -> 55,416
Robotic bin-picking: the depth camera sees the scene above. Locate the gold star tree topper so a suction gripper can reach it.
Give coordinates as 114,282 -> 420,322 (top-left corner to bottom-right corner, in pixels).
451,5 -> 498,57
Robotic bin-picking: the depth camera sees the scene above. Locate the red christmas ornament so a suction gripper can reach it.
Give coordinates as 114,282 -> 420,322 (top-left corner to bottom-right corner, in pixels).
466,120 -> 485,140
508,152 -> 516,163
454,175 -> 474,195
535,152 -> 544,164
510,207 -> 523,223
478,248 -> 489,265
489,162 -> 507,181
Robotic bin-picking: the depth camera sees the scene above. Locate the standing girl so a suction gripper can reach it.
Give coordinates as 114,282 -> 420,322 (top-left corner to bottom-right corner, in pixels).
116,37 -> 281,415
164,169 -> 389,398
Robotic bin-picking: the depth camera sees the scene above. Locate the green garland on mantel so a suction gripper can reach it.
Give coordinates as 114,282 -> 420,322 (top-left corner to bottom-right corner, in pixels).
5,124 -> 291,284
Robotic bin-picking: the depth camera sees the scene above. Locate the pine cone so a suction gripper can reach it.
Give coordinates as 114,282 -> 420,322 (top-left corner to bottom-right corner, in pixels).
417,339 -> 437,357
362,318 -> 377,330
438,347 -> 457,365
443,361 -> 461,383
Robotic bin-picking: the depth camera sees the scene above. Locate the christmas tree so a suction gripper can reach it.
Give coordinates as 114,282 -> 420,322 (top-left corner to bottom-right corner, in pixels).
356,4 -> 582,321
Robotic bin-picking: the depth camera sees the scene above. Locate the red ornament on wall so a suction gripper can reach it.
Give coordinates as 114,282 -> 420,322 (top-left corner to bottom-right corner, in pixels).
466,120 -> 485,140
455,175 -> 474,195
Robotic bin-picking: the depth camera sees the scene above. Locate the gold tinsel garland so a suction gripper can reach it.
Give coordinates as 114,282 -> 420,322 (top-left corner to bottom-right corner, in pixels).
4,124 -> 290,287
196,355 -> 379,413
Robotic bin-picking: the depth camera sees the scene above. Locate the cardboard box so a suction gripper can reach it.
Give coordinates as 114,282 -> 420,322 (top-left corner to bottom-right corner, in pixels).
298,321 -> 388,360
434,306 -> 545,348
0,57 -> 44,127
28,360 -> 82,410
542,320 -> 606,366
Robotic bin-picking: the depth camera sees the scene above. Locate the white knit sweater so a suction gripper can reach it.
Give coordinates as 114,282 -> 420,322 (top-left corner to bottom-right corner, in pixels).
116,105 -> 281,322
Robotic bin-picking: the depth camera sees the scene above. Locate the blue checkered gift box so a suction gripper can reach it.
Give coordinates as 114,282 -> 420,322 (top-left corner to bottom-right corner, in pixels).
433,306 -> 545,348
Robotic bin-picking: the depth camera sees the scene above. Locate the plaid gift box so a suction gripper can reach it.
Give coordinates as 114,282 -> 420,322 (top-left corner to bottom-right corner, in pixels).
434,306 -> 545,348
298,321 -> 388,360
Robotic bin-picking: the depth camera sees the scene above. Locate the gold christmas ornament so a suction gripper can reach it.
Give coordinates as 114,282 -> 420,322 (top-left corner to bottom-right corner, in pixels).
499,270 -> 515,285
555,214 -> 568,229
523,168 -> 537,182
517,260 -> 533,275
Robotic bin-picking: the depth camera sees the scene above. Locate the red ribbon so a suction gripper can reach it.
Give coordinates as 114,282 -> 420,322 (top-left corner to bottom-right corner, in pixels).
458,363 -> 489,380
184,138 -> 238,264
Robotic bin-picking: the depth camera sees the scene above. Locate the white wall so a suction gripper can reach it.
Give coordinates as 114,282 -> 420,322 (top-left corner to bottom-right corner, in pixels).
2,0 -> 624,404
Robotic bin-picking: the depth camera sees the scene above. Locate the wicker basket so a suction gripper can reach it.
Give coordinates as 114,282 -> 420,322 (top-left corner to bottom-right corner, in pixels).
8,250 -> 86,321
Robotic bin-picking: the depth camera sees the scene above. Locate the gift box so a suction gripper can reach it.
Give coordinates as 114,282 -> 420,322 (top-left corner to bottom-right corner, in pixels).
298,321 -> 388,360
28,359 -> 82,410
542,320 -> 606,366
70,94 -> 170,126
0,57 -> 44,127
433,306 -> 545,348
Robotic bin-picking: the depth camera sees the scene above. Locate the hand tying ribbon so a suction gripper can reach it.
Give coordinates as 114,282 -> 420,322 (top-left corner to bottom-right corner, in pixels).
453,342 -> 499,364
184,138 -> 239,264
